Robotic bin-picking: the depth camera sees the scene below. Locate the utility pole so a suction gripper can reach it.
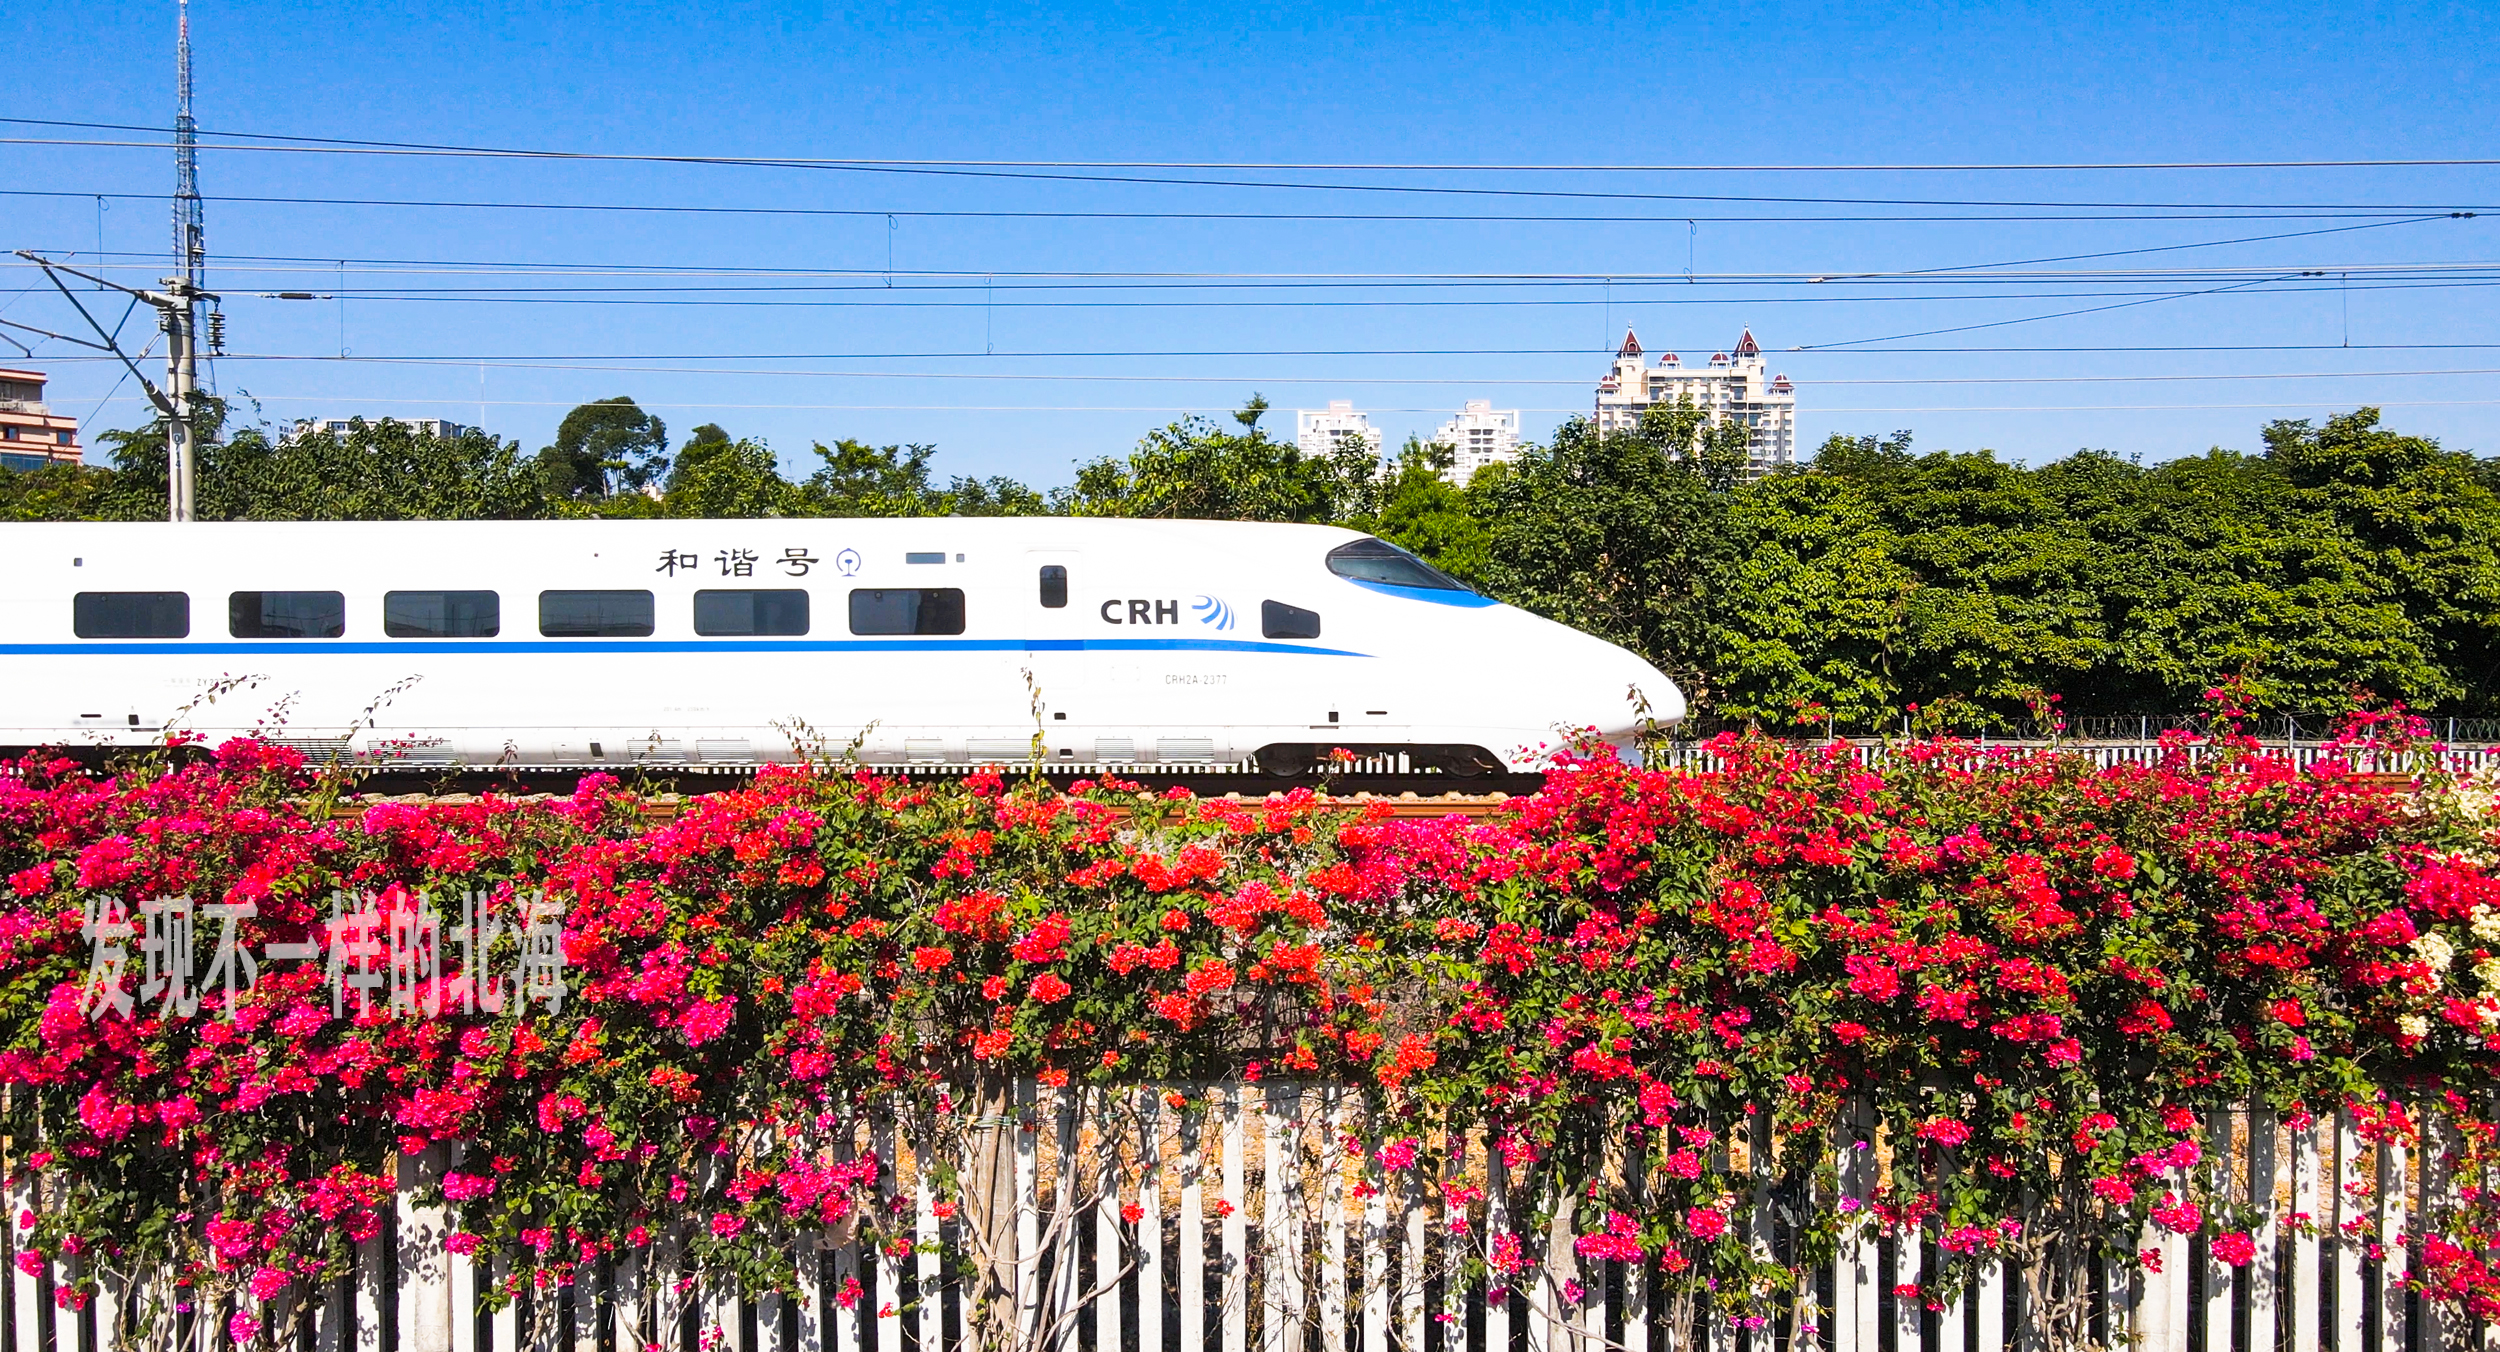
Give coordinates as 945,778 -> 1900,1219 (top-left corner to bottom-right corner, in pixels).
0,9 -> 212,521
11,253 -> 214,519
166,0 -> 207,522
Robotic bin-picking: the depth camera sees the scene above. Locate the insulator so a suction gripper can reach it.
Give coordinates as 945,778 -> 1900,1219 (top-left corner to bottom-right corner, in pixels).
205,309 -> 227,356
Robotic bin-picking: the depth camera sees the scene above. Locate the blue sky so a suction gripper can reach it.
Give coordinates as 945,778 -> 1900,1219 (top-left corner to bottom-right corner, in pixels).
3,0 -> 2494,486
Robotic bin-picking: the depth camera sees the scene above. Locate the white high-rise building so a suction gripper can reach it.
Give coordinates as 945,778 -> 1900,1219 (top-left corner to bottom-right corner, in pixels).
1295,400 -> 1383,458
289,416 -> 477,442
1430,400 -> 1522,482
1593,328 -> 1796,476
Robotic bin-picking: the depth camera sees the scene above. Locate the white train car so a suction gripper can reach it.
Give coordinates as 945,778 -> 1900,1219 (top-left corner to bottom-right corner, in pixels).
0,519 -> 1684,775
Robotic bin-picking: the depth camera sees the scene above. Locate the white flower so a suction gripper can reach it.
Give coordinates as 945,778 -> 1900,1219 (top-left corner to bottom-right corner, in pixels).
2477,957 -> 2500,991
2473,905 -> 2500,944
2413,931 -> 2457,974
2398,1013 -> 2431,1039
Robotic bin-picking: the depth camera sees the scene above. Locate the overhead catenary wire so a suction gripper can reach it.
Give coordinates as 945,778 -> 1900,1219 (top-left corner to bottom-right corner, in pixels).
7,132 -> 2498,212
13,254 -> 2498,284
5,117 -> 2497,173
59,363 -> 2500,387
34,342 -> 2500,363
75,394 -> 2500,414
187,278 -> 2500,311
0,188 -> 2462,226
8,117 -> 2489,439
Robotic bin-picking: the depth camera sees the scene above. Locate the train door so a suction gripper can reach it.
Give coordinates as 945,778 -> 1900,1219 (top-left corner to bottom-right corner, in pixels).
1021,550 -> 1088,761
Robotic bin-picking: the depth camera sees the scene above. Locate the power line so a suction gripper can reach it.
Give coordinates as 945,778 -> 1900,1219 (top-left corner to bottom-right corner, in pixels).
75,393 -> 2500,415
34,343 -> 2500,363
0,188 -> 2461,226
61,362 -> 2500,388
17,254 -> 2498,284
1805,275 -> 2300,350
218,279 -> 2500,311
7,133 -> 2496,212
6,118 -> 2495,173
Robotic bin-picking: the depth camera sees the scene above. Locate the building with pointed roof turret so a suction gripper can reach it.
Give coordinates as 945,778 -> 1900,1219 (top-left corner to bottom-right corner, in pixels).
1592,328 -> 1796,477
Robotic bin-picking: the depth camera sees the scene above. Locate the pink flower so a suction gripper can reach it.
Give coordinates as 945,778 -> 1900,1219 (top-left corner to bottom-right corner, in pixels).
1916,1118 -> 1971,1147
710,1213 -> 747,1239
681,998 -> 736,1047
1573,1212 -> 1644,1262
205,1218 -> 258,1263
2150,1195 -> 2202,1235
1686,1208 -> 1729,1241
2212,1232 -> 2256,1266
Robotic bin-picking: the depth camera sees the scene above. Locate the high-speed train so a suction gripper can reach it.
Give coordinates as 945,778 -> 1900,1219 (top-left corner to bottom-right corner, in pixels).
0,520 -> 1685,775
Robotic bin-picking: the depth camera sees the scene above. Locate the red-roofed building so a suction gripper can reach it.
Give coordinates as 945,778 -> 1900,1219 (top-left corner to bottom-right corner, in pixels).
1592,329 -> 1797,476
0,370 -> 82,471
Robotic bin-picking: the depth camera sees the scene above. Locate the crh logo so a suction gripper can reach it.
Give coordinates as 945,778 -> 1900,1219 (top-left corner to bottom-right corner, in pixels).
1099,598 -> 1180,625
1191,596 -> 1236,631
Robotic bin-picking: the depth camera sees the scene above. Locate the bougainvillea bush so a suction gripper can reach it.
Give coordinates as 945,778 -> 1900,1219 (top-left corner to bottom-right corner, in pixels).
3,713 -> 2499,1351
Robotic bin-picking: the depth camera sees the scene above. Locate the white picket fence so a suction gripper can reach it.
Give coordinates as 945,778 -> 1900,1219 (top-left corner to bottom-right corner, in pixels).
4,1086 -> 2486,1352
1652,739 -> 2500,778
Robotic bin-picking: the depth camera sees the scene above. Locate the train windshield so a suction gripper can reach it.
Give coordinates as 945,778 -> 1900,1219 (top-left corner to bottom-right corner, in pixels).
1325,537 -> 1473,593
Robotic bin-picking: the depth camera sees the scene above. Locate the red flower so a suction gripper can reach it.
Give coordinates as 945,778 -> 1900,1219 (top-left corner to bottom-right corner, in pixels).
1377,1035 -> 1438,1087
2117,1001 -> 2173,1037
1917,1118 -> 1972,1147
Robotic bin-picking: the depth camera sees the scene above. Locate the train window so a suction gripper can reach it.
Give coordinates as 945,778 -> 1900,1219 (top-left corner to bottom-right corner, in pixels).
1324,537 -> 1473,592
538,590 -> 656,638
73,591 -> 189,639
905,552 -> 946,565
229,591 -> 346,639
1038,565 -> 1068,609
1262,600 -> 1322,640
694,589 -> 810,636
384,590 -> 500,638
850,588 -> 966,636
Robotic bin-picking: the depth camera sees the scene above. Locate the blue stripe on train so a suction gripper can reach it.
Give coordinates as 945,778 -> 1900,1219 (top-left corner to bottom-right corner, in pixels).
0,637 -> 1371,657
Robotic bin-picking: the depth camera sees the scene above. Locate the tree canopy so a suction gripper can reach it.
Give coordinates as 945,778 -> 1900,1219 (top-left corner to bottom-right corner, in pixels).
539,396 -> 669,499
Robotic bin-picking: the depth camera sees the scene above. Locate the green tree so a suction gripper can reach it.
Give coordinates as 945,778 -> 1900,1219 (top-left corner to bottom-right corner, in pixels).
1473,405 -> 1750,701
798,439 -> 953,516
1861,447 -> 2113,721
2036,448 -> 2440,717
662,435 -> 796,518
90,403 -> 548,521
1064,396 -> 1382,522
2264,408 -> 2500,709
540,397 -> 668,500
0,460 -> 119,521
1704,471 -> 1913,726
942,475 -> 1049,516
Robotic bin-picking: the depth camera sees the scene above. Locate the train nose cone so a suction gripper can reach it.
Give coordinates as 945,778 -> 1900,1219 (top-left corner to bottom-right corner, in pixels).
1586,646 -> 1685,739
